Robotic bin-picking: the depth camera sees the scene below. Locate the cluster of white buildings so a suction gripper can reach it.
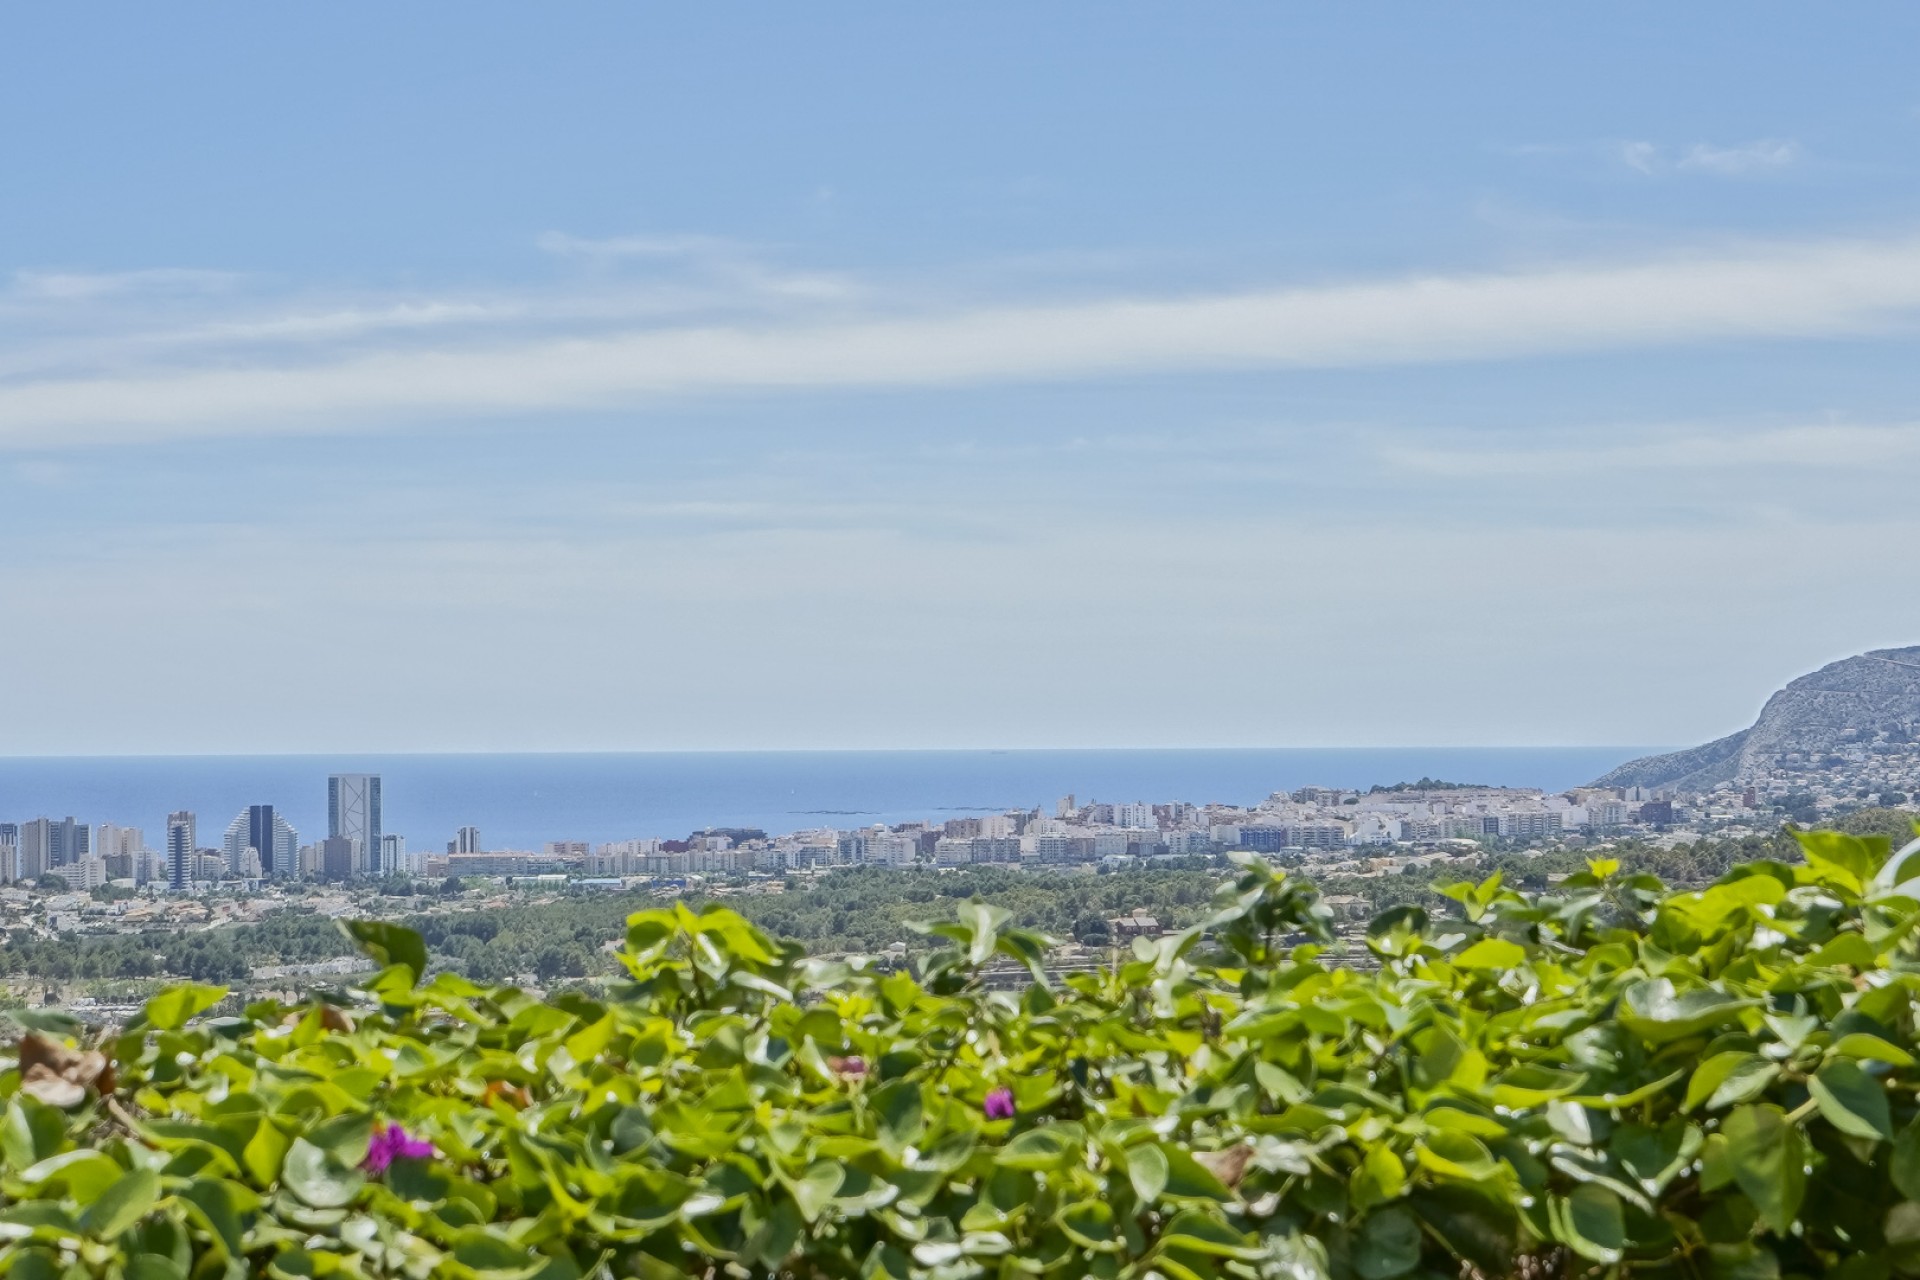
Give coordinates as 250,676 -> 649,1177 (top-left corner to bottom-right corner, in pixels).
1690,736 -> 1920,820
0,768 -> 1726,898
526,783 -> 1691,881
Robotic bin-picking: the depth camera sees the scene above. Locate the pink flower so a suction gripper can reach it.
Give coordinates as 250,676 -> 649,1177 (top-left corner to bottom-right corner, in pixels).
361,1123 -> 434,1175
829,1055 -> 868,1079
983,1087 -> 1016,1121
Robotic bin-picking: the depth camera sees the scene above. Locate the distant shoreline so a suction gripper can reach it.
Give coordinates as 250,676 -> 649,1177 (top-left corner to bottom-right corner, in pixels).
0,747 -> 1656,851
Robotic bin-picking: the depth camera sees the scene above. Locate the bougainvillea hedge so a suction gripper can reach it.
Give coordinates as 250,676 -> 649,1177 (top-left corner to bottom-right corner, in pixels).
5,827 -> 1920,1279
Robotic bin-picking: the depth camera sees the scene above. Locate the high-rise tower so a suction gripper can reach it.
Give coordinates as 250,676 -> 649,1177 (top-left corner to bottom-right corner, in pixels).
328,774 -> 382,877
223,805 -> 298,878
166,812 -> 196,891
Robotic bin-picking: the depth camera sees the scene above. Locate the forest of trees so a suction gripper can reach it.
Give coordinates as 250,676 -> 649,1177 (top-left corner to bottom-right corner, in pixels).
0,809 -> 1911,990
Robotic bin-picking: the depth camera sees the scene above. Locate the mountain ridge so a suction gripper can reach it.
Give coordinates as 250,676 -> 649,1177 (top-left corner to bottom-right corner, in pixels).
1593,645 -> 1920,791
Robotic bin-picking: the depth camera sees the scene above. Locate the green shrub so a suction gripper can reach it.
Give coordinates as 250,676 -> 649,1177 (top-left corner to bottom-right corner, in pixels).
5,828 -> 1920,1279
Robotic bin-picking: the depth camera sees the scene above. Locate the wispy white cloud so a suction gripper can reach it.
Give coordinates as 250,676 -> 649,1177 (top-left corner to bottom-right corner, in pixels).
0,244 -> 862,374
1379,421 -> 1920,478
536,229 -> 858,300
6,232 -> 1920,448
176,300 -> 515,344
10,267 -> 242,300
1618,140 -> 1660,174
1514,137 -> 1802,177
1677,138 -> 1801,175
535,231 -> 743,260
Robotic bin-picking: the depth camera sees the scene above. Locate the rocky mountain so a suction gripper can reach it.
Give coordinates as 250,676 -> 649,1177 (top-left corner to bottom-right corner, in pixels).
1594,644 -> 1920,792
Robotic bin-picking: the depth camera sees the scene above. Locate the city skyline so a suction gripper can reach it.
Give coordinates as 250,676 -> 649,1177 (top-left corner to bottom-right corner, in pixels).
2,7 -> 1917,754
0,747 -> 1641,857
0,739 -> 1897,894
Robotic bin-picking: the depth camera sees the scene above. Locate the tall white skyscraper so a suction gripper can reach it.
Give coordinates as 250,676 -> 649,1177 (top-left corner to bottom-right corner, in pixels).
167,812 -> 196,892
453,825 -> 481,854
328,774 -> 382,876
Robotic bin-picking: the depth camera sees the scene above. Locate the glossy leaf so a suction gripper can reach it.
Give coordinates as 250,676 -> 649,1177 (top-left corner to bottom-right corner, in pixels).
1810,1060 -> 1893,1140
142,984 -> 228,1031
1723,1104 -> 1806,1234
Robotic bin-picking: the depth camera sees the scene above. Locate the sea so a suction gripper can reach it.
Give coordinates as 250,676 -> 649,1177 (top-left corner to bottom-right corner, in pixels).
0,748 -> 1655,852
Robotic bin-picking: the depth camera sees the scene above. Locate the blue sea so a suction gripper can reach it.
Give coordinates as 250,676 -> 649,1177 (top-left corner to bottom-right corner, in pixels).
0,748 -> 1655,852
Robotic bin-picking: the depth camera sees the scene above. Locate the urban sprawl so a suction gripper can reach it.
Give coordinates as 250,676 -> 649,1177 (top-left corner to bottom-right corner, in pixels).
5,747 -> 1912,903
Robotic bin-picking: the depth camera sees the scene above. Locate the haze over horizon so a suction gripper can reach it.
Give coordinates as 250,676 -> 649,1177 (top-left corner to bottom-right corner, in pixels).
4,6 -> 1918,755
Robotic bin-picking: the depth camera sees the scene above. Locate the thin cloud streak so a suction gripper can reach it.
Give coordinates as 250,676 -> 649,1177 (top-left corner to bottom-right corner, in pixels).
1610,138 -> 1801,177
1380,422 -> 1920,477
9,267 -> 243,301
1678,139 -> 1801,175
7,234 -> 1920,447
535,231 -> 746,259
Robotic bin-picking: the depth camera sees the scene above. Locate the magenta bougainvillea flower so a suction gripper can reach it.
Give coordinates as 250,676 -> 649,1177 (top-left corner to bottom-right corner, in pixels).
983,1087 -> 1016,1121
361,1123 -> 434,1175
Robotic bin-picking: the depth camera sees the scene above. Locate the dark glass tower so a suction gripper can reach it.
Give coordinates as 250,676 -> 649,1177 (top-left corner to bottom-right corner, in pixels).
247,805 -> 278,877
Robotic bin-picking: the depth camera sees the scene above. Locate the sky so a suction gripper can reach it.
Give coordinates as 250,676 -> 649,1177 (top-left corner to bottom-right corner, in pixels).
2,4 -> 1918,755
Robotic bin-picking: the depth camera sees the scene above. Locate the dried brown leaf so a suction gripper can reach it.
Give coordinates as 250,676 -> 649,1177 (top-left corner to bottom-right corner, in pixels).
1193,1143 -> 1254,1189
20,1063 -> 87,1108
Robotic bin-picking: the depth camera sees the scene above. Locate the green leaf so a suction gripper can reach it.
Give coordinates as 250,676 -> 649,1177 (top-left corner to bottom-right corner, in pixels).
1830,1033 -> 1915,1068
1722,1104 -> 1806,1234
1810,1059 -> 1893,1140
79,1168 -> 159,1239
1544,1099 -> 1592,1145
1351,1142 -> 1407,1211
1612,1121 -> 1703,1198
1896,1120 -> 1920,1201
1158,1210 -> 1255,1258
1685,1052 -> 1778,1112
1160,1146 -> 1233,1201
1058,1200 -> 1117,1251
143,983 -> 228,1031
788,1160 -> 843,1224
993,1124 -> 1082,1171
18,1150 -> 123,1201
126,1255 -> 187,1280
1795,829 -> 1882,888
1889,1201 -> 1920,1272
921,900 -> 1011,967
1451,937 -> 1526,971
1617,979 -> 1758,1044
1407,1187 -> 1516,1276
281,1138 -> 364,1209
1550,1185 -> 1624,1264
873,1080 -> 925,1153
243,1119 -> 289,1188
1353,1206 -> 1422,1280
1127,1144 -> 1169,1205
1413,1131 -> 1497,1182
861,1243 -> 911,1280
307,1112 -> 374,1166
563,1014 -> 615,1063
176,1179 -> 243,1260
336,921 -> 428,984
1808,932 -> 1879,971
3,1100 -> 43,1172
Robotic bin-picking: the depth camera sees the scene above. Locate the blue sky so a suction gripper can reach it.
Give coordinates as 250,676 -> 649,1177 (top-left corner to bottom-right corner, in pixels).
3,5 -> 1918,754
